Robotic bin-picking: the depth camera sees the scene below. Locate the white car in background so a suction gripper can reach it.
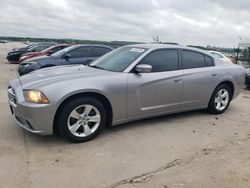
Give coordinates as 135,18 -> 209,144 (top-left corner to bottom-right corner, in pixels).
209,51 -> 233,63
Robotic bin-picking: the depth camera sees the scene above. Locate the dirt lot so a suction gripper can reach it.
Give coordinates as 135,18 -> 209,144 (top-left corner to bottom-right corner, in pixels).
0,43 -> 250,188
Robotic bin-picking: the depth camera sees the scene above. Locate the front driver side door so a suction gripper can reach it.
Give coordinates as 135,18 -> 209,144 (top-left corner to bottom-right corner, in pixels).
127,49 -> 183,119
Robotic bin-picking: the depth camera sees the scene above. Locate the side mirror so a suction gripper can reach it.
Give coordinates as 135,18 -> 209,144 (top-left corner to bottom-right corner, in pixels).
64,53 -> 71,60
135,64 -> 152,73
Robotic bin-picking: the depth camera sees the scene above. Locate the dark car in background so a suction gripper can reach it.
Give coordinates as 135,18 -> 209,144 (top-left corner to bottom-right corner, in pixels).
6,42 -> 57,62
18,44 -> 113,75
19,44 -> 71,62
245,68 -> 250,89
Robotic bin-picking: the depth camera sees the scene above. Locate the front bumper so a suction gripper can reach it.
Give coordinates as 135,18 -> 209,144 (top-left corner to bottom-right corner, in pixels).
8,80 -> 56,135
7,53 -> 20,62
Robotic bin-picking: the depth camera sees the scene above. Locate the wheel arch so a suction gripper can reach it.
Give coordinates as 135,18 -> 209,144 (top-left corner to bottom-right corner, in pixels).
53,92 -> 113,134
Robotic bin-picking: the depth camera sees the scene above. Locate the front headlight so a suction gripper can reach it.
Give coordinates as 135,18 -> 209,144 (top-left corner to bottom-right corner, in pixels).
23,61 -> 37,68
23,90 -> 49,104
20,56 -> 27,60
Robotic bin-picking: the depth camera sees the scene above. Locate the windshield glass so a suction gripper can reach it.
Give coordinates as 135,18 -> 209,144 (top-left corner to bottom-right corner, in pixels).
41,46 -> 53,53
89,46 -> 147,72
51,46 -> 74,57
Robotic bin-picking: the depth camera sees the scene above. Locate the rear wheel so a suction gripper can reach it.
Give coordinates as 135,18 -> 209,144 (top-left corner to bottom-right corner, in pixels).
208,84 -> 232,114
57,97 -> 106,142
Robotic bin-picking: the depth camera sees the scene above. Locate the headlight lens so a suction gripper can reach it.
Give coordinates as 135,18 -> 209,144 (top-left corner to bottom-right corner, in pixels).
27,61 -> 37,64
23,62 -> 37,68
20,56 -> 27,60
23,90 -> 49,104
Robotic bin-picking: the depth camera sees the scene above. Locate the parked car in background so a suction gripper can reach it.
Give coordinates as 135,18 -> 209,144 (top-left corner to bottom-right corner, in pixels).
18,44 -> 113,75
8,44 -> 246,142
245,68 -> 250,89
6,42 -> 57,62
19,44 -> 71,63
13,42 -> 38,51
209,51 -> 233,63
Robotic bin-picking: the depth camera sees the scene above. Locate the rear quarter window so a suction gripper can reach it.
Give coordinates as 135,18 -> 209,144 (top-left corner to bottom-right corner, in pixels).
205,56 -> 214,67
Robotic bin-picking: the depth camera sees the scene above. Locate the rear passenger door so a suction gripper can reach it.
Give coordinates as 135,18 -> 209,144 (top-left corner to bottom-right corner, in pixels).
180,49 -> 217,109
64,47 -> 94,65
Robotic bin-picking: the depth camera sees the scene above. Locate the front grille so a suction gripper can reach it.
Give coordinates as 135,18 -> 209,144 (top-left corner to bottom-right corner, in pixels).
8,86 -> 16,105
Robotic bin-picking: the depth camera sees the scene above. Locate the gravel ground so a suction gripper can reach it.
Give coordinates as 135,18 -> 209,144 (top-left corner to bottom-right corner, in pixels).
0,42 -> 250,188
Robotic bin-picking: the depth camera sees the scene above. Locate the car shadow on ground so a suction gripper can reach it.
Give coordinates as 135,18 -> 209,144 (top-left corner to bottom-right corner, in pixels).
105,109 -> 213,132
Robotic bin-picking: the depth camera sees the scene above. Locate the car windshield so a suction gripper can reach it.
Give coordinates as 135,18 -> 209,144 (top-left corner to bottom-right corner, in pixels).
41,46 -> 52,53
89,46 -> 147,72
27,43 -> 37,49
51,46 -> 75,57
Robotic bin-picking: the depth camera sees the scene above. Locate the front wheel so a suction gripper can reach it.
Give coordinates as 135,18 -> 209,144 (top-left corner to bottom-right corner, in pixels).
208,84 -> 232,114
57,97 -> 107,143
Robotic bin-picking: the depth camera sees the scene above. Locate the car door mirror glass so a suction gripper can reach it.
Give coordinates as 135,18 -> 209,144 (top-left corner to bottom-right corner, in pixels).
135,64 -> 152,73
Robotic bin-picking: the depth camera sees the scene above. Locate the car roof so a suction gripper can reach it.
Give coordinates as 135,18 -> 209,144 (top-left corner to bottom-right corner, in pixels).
127,43 -> 212,56
209,50 -> 223,54
72,44 -> 113,49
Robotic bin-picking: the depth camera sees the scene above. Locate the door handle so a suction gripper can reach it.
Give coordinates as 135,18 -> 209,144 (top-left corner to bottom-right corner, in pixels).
212,73 -> 218,77
174,78 -> 182,83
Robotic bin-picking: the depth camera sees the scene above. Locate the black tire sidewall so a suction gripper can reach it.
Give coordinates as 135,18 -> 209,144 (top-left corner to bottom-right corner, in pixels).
57,97 -> 107,143
208,84 -> 232,114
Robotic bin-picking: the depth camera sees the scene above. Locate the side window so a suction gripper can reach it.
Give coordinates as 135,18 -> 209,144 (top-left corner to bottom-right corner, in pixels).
139,49 -> 179,72
182,50 -> 206,69
69,47 -> 91,58
205,56 -> 214,67
60,46 -> 68,50
93,47 -> 111,57
51,46 -> 62,53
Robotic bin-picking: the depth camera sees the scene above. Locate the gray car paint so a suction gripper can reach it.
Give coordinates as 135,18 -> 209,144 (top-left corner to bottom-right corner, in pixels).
8,44 -> 246,135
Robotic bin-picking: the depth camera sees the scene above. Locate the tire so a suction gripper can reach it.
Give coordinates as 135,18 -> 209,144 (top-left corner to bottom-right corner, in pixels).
208,84 -> 232,114
57,97 -> 107,143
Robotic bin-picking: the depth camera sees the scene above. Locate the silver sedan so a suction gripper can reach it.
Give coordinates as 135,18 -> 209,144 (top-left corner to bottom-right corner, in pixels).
8,44 -> 246,142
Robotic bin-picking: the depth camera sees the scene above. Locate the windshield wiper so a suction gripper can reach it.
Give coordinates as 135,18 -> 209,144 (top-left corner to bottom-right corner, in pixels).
88,65 -> 105,70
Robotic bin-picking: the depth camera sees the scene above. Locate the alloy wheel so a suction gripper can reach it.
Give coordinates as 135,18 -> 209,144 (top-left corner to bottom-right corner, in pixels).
67,104 -> 101,137
214,89 -> 229,111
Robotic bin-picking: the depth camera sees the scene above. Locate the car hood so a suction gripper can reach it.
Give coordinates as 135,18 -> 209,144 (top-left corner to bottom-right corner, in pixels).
25,55 -> 56,62
18,65 -> 113,89
21,52 -> 42,57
